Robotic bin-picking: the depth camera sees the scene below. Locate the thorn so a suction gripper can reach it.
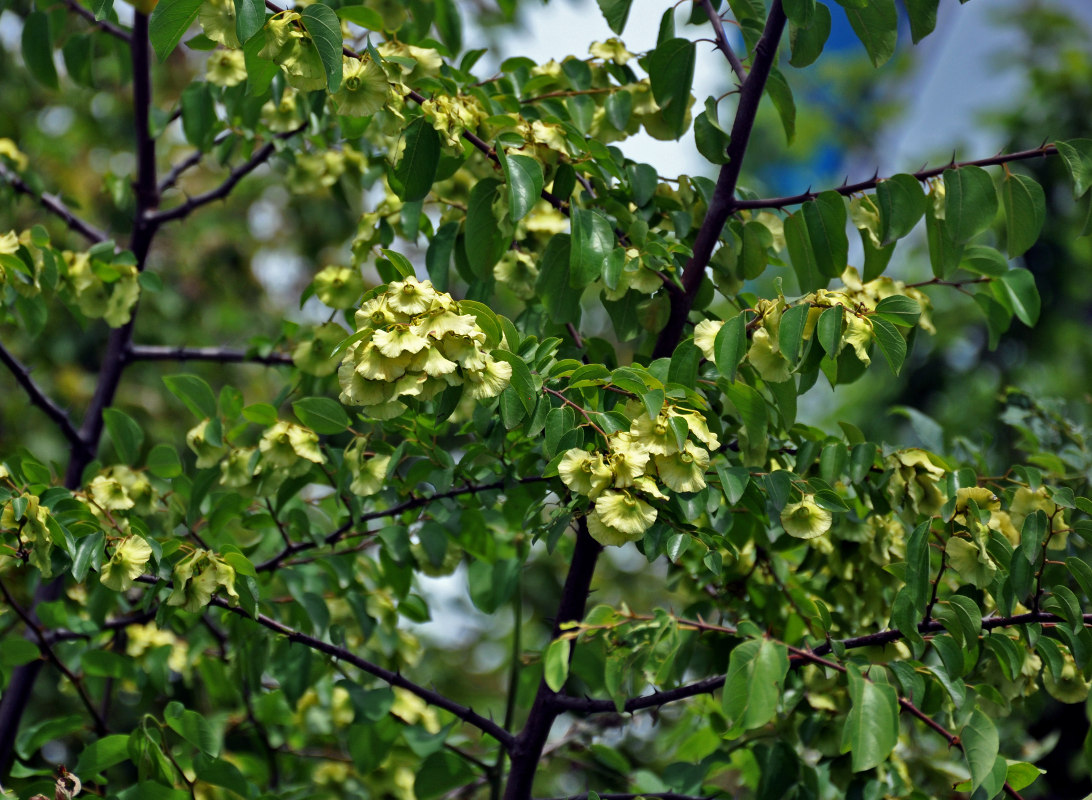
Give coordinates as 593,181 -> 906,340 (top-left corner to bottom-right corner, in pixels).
949,150 -> 957,167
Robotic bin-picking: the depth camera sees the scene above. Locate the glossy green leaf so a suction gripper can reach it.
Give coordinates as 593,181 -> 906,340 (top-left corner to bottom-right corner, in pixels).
149,0 -> 204,62
163,375 -> 218,419
778,303 -> 810,364
766,68 -> 796,144
103,408 -> 145,465
570,208 -> 614,288
433,0 -> 462,53
943,166 -> 998,243
1001,172 -> 1045,257
722,638 -> 789,734
785,210 -> 825,292
841,663 -> 899,771
392,117 -> 441,202
816,304 -> 844,357
837,0 -> 897,67
337,5 -> 384,29
415,751 -> 477,799
492,350 -> 536,415
502,153 -> 544,223
904,0 -> 939,43
803,191 -> 848,278
181,83 -> 216,151
1055,138 -> 1092,198
165,702 -> 220,757
464,178 -> 507,278
714,313 -> 747,383
301,4 -> 343,92
789,2 -> 831,68
962,709 -> 1001,794
648,38 -> 696,139
873,295 -> 920,327
21,11 -> 58,89
544,637 -> 571,691
871,315 -> 906,375
233,0 -> 265,43
1005,760 -> 1046,792
535,234 -> 581,325
76,734 -> 132,777
595,0 -> 633,33
292,397 -> 350,434
783,0 -> 816,26
925,201 -> 964,278
998,268 -> 1040,326
877,174 -> 926,245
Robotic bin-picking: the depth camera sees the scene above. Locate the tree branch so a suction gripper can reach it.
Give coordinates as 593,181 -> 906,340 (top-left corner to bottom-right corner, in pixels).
0,160 -> 109,244
157,130 -> 234,194
146,127 -> 305,225
652,0 -> 787,359
61,0 -> 131,43
144,582 -> 515,748
734,144 -> 1059,211
0,341 -> 88,456
699,0 -> 746,83
126,344 -> 295,365
256,477 -> 549,572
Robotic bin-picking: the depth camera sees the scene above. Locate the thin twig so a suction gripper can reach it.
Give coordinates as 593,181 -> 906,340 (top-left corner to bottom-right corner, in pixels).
147,125 -> 306,225
61,0 -> 131,42
699,0 -> 746,82
126,344 -> 295,365
735,144 -> 1059,211
0,161 -> 109,244
0,341 -> 89,455
158,130 -> 234,193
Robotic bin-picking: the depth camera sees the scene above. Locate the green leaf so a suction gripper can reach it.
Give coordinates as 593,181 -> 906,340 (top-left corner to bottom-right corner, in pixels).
998,268 -> 1040,326
904,0 -> 939,43
694,107 -> 730,165
292,397 -> 349,434
785,210 -> 825,292
433,0 -> 462,52
722,638 -> 789,734
21,11 -> 59,89
233,0 -> 265,43
714,313 -> 747,383
648,38 -> 696,139
1055,138 -> 1092,199
181,83 -> 216,151
569,208 -> 614,288
301,4 -> 343,92
1001,172 -> 1045,258
766,68 -> 796,144
103,408 -> 145,465
962,709 -> 1001,794
783,0 -> 815,26
871,317 -> 905,376
716,463 -> 750,505
535,234 -> 581,325
925,201 -> 964,278
492,350 -> 536,415
778,303 -> 810,364
789,3 -> 831,68
464,178 -> 507,278
414,751 -> 477,799
149,0 -> 204,62
0,638 -> 40,667
837,0 -> 897,67
876,174 -> 926,245
803,191 -> 848,278
903,520 -> 931,609
242,402 -> 278,426
595,0 -> 633,34
943,166 -> 998,243
392,117 -> 441,202
873,295 -> 920,327
76,734 -> 132,777
1005,760 -> 1046,792
163,375 -> 218,419
165,702 -> 220,757
544,637 -> 571,692
841,663 -> 899,771
816,304 -> 843,357
502,153 -> 544,223
337,5 -> 384,29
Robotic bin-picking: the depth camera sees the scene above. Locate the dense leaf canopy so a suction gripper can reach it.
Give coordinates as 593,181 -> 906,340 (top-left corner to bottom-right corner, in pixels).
1,0 -> 1091,799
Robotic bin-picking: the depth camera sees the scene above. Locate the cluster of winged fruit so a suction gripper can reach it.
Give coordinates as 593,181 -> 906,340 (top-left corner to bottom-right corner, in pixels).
559,404 -> 720,547
338,277 -> 512,419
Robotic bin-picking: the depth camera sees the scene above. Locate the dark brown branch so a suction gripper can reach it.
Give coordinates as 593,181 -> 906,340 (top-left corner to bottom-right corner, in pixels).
541,795 -> 716,800
0,161 -> 109,244
146,126 -> 305,225
652,0 -> 788,358
256,477 -> 549,572
554,676 -> 723,714
157,130 -> 233,194
0,577 -> 108,736
0,341 -> 89,456
734,144 -> 1059,211
699,0 -> 746,83
62,0 -> 131,42
126,344 -> 295,365
132,577 -> 514,747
